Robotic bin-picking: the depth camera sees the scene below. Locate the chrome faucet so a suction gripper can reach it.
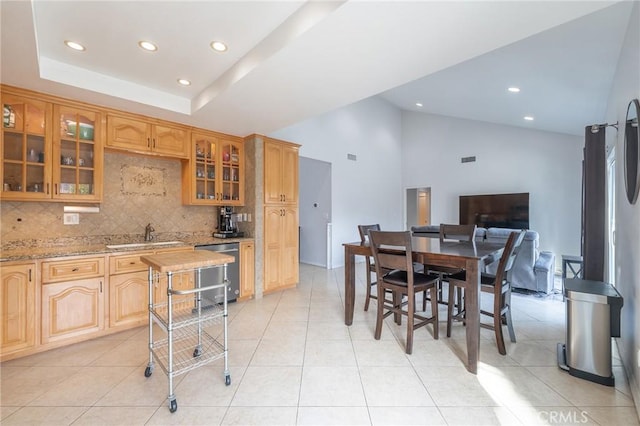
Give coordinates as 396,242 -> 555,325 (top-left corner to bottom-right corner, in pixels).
144,223 -> 155,242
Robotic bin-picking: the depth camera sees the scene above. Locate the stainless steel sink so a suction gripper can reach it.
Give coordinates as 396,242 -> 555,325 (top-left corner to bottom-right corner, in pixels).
106,241 -> 183,249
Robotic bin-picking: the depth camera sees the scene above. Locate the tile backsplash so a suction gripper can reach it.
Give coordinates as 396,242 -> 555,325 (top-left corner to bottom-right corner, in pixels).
1,152 -> 221,249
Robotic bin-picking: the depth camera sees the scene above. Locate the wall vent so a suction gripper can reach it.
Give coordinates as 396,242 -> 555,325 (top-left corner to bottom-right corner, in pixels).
347,153 -> 357,161
461,156 -> 476,163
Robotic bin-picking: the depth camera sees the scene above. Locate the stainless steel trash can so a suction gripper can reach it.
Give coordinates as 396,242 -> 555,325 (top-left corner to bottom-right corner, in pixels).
557,279 -> 623,386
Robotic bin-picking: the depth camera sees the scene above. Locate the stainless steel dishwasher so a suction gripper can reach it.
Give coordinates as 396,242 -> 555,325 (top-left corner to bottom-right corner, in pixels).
195,243 -> 239,305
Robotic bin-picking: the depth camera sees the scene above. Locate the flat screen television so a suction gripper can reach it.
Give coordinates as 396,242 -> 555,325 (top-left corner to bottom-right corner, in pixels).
459,192 -> 529,229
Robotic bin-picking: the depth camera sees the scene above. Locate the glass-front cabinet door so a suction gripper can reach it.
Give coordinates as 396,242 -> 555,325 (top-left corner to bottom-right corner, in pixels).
193,133 -> 217,202
1,94 -> 52,200
220,138 -> 243,204
186,132 -> 243,205
53,105 -> 102,201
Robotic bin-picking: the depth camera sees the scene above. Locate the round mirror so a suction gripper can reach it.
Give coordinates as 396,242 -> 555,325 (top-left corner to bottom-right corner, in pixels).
624,99 -> 640,204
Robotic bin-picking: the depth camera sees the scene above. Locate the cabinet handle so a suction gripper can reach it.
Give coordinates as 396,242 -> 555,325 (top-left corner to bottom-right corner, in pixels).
129,261 -> 136,265
152,138 -> 156,148
28,268 -> 32,282
100,281 -> 103,293
46,183 -> 50,195
147,137 -> 151,148
72,267 -> 79,272
54,183 -> 58,195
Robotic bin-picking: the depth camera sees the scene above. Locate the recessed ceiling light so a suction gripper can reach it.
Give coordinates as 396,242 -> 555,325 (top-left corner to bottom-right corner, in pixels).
177,79 -> 191,86
138,41 -> 158,52
523,116 -> 534,121
508,87 -> 521,93
416,102 -> 423,107
210,41 -> 228,52
64,40 -> 85,51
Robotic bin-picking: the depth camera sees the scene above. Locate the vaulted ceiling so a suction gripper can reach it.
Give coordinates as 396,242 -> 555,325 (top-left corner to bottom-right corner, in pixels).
1,1 -> 633,137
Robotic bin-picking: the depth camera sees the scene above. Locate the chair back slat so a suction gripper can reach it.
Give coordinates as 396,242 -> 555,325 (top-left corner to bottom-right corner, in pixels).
368,230 -> 414,275
440,224 -> 477,242
493,230 -> 527,285
358,224 -> 381,243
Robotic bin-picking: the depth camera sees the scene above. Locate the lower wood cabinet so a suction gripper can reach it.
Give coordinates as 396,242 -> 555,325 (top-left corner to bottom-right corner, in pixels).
264,206 -> 299,293
40,255 -> 105,345
41,277 -> 104,344
108,251 -> 152,329
239,241 -> 255,300
109,271 -> 148,328
0,263 -> 36,356
109,247 -> 193,329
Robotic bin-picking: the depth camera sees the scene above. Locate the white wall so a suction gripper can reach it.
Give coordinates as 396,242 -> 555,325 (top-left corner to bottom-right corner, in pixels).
401,112 -> 583,268
604,1 -> 640,416
270,96 -> 404,268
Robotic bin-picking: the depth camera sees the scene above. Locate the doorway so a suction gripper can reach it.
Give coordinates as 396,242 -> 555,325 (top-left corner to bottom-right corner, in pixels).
405,187 -> 431,230
299,156 -> 332,268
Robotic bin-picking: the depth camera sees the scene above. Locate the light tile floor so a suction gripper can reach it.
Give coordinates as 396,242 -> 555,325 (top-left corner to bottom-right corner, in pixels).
1,263 -> 638,425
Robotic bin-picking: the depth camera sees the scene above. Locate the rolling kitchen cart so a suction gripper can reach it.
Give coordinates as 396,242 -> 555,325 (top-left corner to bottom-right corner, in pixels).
140,250 -> 235,413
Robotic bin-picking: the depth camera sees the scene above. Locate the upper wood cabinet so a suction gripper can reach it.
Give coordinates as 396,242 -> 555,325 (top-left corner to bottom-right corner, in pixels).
2,93 -> 52,201
0,262 -> 36,357
107,114 -> 189,159
264,138 -> 299,205
52,105 -> 103,201
182,130 -> 244,205
1,89 -> 103,202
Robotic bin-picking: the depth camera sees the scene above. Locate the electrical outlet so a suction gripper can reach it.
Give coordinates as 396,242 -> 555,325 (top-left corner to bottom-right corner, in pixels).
63,213 -> 79,225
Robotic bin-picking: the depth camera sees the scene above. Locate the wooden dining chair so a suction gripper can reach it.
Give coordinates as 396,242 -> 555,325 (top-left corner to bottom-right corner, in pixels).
358,224 -> 382,311
446,229 -> 526,355
369,230 -> 440,354
423,224 -> 477,311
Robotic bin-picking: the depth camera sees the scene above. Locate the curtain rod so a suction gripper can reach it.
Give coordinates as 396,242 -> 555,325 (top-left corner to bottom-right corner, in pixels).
590,122 -> 618,133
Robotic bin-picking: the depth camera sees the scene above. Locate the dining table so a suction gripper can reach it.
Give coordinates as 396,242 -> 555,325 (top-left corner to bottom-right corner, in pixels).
343,236 -> 505,374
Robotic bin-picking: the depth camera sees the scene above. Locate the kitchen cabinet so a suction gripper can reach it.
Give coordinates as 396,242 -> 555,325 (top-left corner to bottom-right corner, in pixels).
108,247 -> 193,329
239,241 -> 255,300
53,104 -> 103,201
108,251 -> 152,329
107,114 -> 189,159
264,138 -> 298,205
1,92 -> 52,201
264,206 -> 299,293
261,137 -> 299,293
1,89 -> 103,202
0,262 -> 36,357
182,130 -> 244,205
41,256 -> 105,344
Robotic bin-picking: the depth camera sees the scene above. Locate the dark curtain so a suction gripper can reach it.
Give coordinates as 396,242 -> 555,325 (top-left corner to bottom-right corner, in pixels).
582,126 -> 606,281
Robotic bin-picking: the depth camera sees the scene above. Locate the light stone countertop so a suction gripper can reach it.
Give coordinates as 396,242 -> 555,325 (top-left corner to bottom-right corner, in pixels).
0,235 -> 254,263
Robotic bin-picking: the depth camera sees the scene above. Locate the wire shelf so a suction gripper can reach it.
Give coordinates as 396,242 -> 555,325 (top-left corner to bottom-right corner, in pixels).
151,296 -> 225,331
150,329 -> 225,377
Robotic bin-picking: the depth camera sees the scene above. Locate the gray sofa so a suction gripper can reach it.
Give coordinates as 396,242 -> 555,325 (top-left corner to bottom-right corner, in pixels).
411,225 -> 555,294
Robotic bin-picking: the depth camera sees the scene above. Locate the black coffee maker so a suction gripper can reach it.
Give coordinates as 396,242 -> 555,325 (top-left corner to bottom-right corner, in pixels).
218,206 -> 235,233
214,206 -> 244,238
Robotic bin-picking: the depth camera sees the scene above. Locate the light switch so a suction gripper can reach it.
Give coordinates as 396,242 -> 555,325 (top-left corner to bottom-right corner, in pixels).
63,213 -> 79,225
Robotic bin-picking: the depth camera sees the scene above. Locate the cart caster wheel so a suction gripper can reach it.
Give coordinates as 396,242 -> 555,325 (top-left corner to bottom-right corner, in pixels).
225,375 -> 231,386
169,399 -> 177,413
193,348 -> 202,357
144,366 -> 153,377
